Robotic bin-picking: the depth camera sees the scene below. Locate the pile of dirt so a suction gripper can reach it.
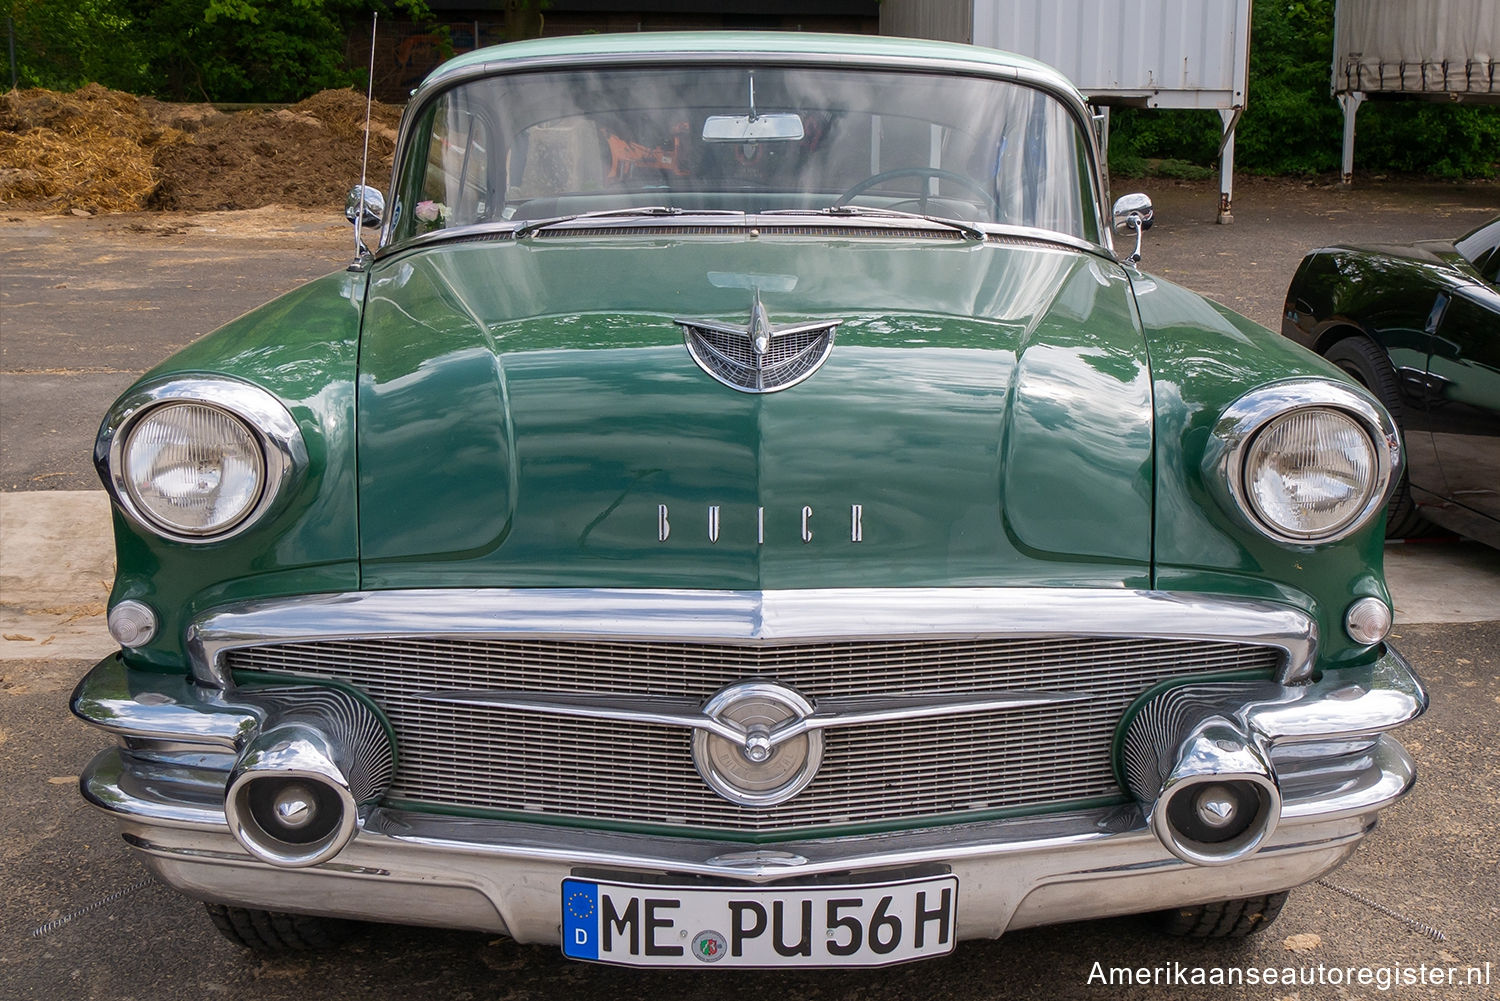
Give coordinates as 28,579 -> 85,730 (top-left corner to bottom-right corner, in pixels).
150,89 -> 402,212
0,84 -> 186,213
0,85 -> 402,214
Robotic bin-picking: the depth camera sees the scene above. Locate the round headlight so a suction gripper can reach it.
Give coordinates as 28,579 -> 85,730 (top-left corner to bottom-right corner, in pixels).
1243,407 -> 1378,541
122,402 -> 266,537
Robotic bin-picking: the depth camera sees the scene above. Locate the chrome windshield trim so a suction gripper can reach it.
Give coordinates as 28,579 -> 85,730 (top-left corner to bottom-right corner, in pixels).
186,588 -> 1317,689
383,48 -> 1110,256
372,216 -> 1111,268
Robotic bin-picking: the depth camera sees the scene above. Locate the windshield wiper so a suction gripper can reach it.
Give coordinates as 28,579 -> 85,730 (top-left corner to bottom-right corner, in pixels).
763,205 -> 985,241
513,206 -> 743,239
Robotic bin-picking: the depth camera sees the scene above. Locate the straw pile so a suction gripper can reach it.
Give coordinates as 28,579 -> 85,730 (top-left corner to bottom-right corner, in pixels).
0,85 -> 402,214
0,84 -> 185,213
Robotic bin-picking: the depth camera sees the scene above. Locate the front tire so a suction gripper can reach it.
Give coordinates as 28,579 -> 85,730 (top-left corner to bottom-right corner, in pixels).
204,903 -> 356,953
1157,891 -> 1289,938
1323,336 -> 1428,539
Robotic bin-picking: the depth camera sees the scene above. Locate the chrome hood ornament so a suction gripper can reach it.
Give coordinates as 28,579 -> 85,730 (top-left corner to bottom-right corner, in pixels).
676,291 -> 840,393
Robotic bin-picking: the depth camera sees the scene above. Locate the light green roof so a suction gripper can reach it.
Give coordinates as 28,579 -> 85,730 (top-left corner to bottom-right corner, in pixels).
422,30 -> 1077,96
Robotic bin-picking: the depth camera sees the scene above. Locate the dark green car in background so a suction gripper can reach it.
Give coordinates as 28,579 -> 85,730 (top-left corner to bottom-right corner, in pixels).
73,32 -> 1426,968
1283,218 -> 1500,549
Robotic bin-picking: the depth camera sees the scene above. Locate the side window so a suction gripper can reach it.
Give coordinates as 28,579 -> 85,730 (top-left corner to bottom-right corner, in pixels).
419,108 -> 492,231
393,98 -> 495,242
993,93 -> 1091,239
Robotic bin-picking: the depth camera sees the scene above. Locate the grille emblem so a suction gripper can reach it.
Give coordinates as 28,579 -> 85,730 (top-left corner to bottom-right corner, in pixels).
691,681 -> 823,807
676,291 -> 840,393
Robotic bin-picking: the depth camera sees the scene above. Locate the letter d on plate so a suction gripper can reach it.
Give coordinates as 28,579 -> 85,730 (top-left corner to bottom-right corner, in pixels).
562,879 -> 599,960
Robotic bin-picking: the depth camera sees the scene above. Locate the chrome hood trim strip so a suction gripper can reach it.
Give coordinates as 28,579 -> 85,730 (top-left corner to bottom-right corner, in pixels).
416,686 -> 1095,747
185,587 -> 1317,688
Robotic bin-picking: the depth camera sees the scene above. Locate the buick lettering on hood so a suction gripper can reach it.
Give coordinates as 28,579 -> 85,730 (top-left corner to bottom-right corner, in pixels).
75,33 -> 1425,967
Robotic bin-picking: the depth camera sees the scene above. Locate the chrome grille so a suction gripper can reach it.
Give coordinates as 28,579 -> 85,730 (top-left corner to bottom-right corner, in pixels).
694,326 -> 832,369
681,321 -> 836,392
225,636 -> 1280,833
697,328 -> 755,367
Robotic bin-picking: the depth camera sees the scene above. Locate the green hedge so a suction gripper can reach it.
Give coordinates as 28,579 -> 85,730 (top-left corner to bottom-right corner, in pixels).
5,0 -> 434,103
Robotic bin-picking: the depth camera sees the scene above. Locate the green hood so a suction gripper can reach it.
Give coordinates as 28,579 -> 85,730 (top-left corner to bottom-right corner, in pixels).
357,235 -> 1153,589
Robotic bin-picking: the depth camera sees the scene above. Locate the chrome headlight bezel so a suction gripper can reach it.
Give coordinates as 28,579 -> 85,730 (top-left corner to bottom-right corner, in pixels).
96,377 -> 307,544
1204,379 -> 1401,546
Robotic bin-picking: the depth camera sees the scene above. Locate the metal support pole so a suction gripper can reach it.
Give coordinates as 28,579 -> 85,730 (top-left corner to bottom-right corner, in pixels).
1216,107 -> 1240,225
1338,92 -> 1365,186
7,17 -> 17,92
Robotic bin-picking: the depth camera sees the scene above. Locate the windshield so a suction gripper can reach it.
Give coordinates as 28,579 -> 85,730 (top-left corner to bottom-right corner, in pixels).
390,64 -> 1099,245
1454,218 -> 1500,283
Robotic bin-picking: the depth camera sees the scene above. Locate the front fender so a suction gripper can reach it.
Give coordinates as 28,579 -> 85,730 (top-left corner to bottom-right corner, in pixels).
103,270 -> 367,671
1133,271 -> 1391,673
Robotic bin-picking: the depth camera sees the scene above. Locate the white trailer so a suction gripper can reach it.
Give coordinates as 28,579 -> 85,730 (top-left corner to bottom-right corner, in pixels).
880,0 -> 1253,222
1333,0 -> 1500,184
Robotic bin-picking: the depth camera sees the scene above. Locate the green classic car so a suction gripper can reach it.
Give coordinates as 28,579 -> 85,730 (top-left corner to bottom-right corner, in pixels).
75,33 -> 1425,967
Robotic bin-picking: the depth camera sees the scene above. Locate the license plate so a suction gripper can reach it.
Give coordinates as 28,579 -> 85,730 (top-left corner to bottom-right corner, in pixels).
561,874 -> 958,968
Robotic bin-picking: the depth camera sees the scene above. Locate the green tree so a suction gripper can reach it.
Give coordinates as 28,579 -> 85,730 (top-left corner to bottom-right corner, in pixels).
123,0 -> 430,102
1236,0 -> 1343,173
4,0 -> 147,92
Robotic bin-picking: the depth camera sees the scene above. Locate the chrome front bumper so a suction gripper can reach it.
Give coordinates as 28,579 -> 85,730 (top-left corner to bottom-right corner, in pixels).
73,643 -> 1425,944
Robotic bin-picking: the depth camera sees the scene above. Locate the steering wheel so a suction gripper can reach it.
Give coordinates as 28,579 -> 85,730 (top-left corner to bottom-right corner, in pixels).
834,167 -> 997,219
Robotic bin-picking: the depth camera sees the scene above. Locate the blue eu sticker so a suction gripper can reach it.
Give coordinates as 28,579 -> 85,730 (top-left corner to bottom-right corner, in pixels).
562,880 -> 599,960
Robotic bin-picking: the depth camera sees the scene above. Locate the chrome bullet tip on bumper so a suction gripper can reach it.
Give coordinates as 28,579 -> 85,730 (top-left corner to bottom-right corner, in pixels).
223,687 -> 394,868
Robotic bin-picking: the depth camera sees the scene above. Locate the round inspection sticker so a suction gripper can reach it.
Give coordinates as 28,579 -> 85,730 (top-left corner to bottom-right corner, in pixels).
690,929 -> 728,963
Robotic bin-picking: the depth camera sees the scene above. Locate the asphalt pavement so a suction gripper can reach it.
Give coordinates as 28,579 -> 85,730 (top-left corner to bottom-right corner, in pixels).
1,179 -> 1498,1000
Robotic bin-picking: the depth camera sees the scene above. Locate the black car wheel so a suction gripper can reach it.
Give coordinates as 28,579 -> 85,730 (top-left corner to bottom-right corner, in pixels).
1323,336 -> 1429,539
204,902 -> 357,952
1157,891 -> 1289,938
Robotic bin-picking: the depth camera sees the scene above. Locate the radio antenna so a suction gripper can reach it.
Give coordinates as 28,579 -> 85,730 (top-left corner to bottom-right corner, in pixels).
355,11 -> 378,259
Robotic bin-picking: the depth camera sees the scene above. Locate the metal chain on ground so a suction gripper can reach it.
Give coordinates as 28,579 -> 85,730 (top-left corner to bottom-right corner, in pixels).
1316,878 -> 1448,943
29,876 -> 156,939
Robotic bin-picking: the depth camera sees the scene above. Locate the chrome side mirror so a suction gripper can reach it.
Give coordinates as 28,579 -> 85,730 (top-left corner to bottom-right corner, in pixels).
345,185 -> 385,229
1112,193 -> 1153,265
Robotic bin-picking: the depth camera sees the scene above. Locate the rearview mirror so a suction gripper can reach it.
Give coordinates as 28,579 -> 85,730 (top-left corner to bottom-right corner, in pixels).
702,113 -> 805,143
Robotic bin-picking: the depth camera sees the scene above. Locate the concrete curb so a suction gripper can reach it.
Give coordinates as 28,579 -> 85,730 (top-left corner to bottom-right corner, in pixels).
1,491 -> 114,661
